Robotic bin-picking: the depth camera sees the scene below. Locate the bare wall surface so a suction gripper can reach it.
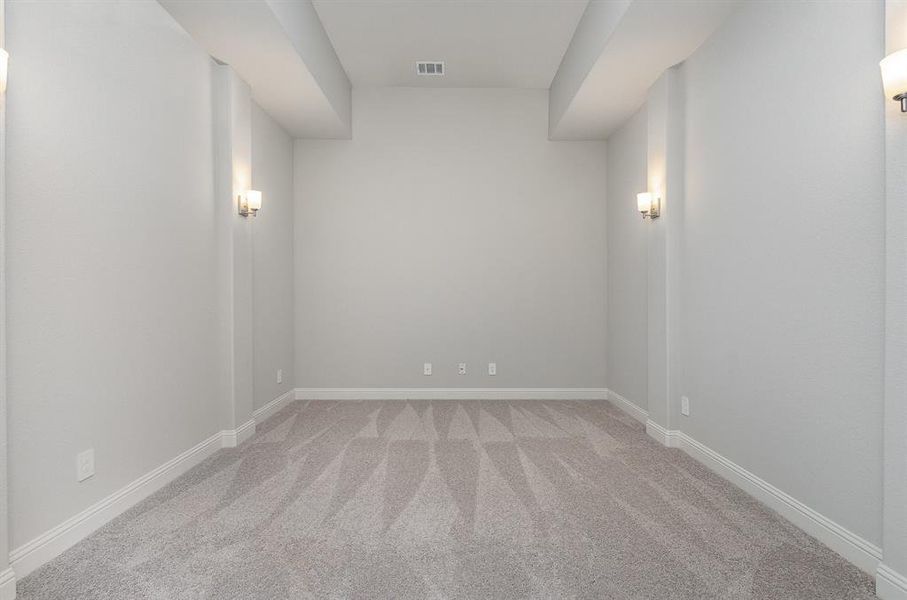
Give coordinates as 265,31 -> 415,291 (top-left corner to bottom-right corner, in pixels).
606,107 -> 648,409
0,0 -> 9,580
679,0 -> 885,546
295,87 -> 607,389
881,0 -> 907,589
252,102 -> 295,408
5,0 -> 221,547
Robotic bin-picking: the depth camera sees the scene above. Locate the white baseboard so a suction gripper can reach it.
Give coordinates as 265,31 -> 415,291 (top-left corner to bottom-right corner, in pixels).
295,387 -> 608,401
878,564 -> 907,600
645,419 -> 680,447
7,387 -> 884,590
606,390 -> 648,423
252,389 -> 295,424
645,424 -> 882,575
0,568 -> 15,600
10,429 -> 225,579
9,389 -> 298,581
220,419 -> 256,448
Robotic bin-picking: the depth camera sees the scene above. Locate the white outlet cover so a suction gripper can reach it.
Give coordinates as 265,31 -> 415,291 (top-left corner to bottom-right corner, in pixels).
488,362 -> 497,375
424,363 -> 432,376
681,396 -> 690,416
76,449 -> 95,482
277,369 -> 283,384
458,363 -> 467,375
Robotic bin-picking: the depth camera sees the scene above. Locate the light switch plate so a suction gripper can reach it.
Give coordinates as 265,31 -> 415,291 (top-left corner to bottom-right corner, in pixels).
424,363 -> 432,376
488,362 -> 497,376
681,396 -> 690,416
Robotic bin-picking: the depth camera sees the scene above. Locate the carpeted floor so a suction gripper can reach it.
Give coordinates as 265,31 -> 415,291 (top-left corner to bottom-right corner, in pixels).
18,400 -> 875,599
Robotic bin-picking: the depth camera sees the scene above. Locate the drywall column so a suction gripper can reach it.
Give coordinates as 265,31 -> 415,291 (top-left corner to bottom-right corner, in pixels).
0,0 -> 13,595
212,64 -> 255,446
879,2 -> 907,598
644,66 -> 684,443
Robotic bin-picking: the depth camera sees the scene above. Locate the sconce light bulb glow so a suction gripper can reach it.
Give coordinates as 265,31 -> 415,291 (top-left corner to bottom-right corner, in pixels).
0,48 -> 8,94
637,192 -> 653,215
881,48 -> 907,99
246,190 -> 262,211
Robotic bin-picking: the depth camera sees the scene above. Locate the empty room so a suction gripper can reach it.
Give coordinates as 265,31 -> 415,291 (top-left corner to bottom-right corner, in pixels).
0,0 -> 906,598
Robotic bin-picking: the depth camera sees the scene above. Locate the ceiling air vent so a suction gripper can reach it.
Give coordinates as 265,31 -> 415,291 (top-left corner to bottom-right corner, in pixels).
416,61 -> 444,76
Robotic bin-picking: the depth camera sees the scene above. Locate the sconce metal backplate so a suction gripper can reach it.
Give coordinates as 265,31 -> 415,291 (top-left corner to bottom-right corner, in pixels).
645,197 -> 661,219
896,92 -> 907,112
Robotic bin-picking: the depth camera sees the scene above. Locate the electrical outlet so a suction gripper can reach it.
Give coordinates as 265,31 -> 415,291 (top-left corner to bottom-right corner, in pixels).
681,396 -> 690,416
277,369 -> 283,384
488,362 -> 497,376
424,363 -> 432,376
458,363 -> 467,375
76,449 -> 95,482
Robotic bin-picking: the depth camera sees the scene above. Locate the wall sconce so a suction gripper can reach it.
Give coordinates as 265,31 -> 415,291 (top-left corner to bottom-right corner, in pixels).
637,192 -> 660,219
881,48 -> 907,112
0,48 -> 8,94
238,190 -> 262,217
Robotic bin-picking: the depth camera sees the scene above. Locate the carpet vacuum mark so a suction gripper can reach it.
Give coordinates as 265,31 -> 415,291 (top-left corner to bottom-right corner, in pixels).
18,400 -> 875,599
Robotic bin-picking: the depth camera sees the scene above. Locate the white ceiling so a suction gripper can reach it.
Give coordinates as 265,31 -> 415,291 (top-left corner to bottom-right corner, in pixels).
312,0 -> 589,88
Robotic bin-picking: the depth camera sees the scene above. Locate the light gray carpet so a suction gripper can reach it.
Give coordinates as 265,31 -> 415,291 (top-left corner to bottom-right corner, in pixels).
18,400 -> 875,599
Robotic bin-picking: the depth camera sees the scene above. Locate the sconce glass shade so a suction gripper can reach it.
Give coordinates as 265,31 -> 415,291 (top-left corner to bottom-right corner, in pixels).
246,190 -> 262,212
881,49 -> 907,111
637,192 -> 653,215
238,189 -> 262,217
0,48 -> 8,94
637,192 -> 660,219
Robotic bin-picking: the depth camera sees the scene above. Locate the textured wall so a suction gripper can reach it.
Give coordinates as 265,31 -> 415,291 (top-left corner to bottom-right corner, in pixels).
678,0 -> 884,545
252,103 -> 295,409
5,0 -> 221,547
881,0 -> 907,589
295,87 -> 607,389
606,107 -> 648,409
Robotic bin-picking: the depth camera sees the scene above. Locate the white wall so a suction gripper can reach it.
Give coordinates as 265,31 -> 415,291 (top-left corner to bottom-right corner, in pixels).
295,87 -> 607,389
0,0 -> 11,586
677,0 -> 884,546
881,0 -> 907,593
214,65 -> 255,434
252,102 -> 295,409
606,107 -> 647,409
5,0 -> 221,548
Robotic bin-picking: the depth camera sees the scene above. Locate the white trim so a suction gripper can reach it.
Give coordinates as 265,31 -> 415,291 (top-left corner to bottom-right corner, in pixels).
663,428 -> 882,574
645,419 -> 680,447
10,415 -> 266,579
252,389 -> 295,424
606,389 -> 648,423
294,387 -> 608,401
220,418 -> 255,448
878,564 -> 907,600
10,429 -> 225,579
8,390 -> 882,587
0,568 -> 15,600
